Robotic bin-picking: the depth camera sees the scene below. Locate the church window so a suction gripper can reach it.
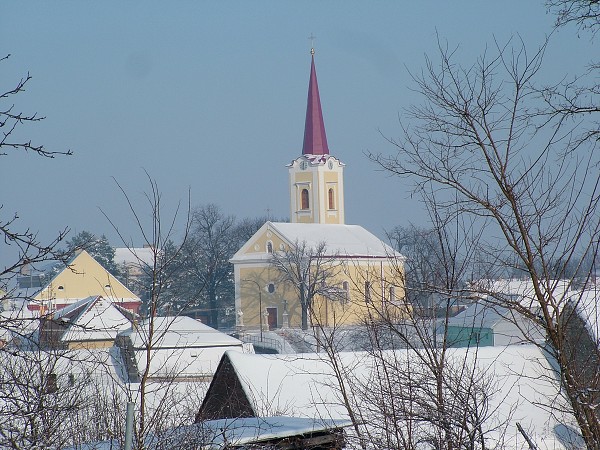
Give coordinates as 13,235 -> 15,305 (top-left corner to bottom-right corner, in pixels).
328,188 -> 335,210
301,189 -> 310,210
266,241 -> 273,253
267,283 -> 276,294
365,281 -> 372,303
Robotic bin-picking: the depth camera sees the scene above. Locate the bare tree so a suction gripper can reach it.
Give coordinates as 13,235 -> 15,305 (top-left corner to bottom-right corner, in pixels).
165,204 -> 239,328
0,55 -> 72,159
387,215 -> 483,313
102,174 -> 195,449
0,346 -> 106,449
369,35 -> 600,447
1,54 -> 73,306
547,0 -> 600,33
234,215 -> 277,244
270,240 -> 345,331
148,211 -> 274,326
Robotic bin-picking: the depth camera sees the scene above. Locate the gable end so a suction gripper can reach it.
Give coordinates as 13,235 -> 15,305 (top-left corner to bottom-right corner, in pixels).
196,353 -> 256,421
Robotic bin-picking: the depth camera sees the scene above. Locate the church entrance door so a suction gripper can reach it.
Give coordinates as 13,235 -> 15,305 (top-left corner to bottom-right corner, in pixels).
267,307 -> 278,330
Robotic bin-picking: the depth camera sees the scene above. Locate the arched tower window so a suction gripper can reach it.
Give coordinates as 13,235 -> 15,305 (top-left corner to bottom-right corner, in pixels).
328,188 -> 335,210
266,241 -> 273,253
301,189 -> 310,210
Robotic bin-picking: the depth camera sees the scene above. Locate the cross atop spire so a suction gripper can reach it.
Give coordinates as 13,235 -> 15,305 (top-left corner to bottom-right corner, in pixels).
308,33 -> 316,55
302,48 -> 329,155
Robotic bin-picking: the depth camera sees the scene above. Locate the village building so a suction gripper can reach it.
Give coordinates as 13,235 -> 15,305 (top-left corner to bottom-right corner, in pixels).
115,315 -> 251,382
443,303 -> 544,347
197,346 -> 582,449
38,295 -> 135,350
20,249 -> 141,314
231,49 -> 406,330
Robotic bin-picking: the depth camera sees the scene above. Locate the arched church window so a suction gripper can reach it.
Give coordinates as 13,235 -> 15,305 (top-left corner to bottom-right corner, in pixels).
389,286 -> 396,303
365,281 -> 372,303
266,241 -> 273,253
301,189 -> 310,210
328,188 -> 335,210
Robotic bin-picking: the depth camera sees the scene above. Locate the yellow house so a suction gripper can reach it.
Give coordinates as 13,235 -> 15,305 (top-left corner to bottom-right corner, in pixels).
27,249 -> 141,314
231,49 -> 406,330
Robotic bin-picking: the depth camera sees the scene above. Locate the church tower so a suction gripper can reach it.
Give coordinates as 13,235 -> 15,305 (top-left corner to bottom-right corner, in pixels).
289,49 -> 345,224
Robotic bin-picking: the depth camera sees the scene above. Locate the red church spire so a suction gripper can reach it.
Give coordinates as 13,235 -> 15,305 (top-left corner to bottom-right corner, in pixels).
302,49 -> 330,155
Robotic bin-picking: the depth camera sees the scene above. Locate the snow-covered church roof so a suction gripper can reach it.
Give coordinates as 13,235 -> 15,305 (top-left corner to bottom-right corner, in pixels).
232,221 -> 403,263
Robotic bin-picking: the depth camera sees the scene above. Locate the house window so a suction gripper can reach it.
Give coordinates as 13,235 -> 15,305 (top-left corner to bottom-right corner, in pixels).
389,286 -> 396,303
328,188 -> 335,210
470,331 -> 480,345
342,280 -> 350,303
365,281 -> 372,303
46,373 -> 58,394
301,189 -> 310,210
266,241 -> 273,253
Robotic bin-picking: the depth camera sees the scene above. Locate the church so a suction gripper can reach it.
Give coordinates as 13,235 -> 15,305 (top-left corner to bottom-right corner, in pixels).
230,48 -> 406,330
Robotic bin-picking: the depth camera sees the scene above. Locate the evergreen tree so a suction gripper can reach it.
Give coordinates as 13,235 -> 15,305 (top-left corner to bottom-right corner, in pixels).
65,231 -> 120,276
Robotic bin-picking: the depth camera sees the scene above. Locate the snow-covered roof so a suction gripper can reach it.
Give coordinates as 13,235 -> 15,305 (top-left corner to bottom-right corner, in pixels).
117,316 -> 247,379
209,345 -> 579,449
69,416 -> 351,450
8,287 -> 43,302
114,247 -> 155,267
0,306 -> 38,340
232,221 -> 402,262
134,346 -> 248,380
51,296 -> 133,343
473,279 -> 571,309
197,416 -> 351,448
0,347 -> 121,383
447,303 -> 512,329
120,315 -> 243,349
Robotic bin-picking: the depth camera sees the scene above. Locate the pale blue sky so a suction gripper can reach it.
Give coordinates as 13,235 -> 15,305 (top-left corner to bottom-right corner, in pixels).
1,2 -> 595,258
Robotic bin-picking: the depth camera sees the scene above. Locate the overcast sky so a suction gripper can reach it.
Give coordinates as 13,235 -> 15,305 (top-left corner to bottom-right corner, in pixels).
1,2 -> 595,262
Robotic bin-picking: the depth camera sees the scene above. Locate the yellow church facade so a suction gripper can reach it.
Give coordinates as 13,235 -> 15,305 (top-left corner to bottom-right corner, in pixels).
231,49 -> 407,330
232,222 -> 407,330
